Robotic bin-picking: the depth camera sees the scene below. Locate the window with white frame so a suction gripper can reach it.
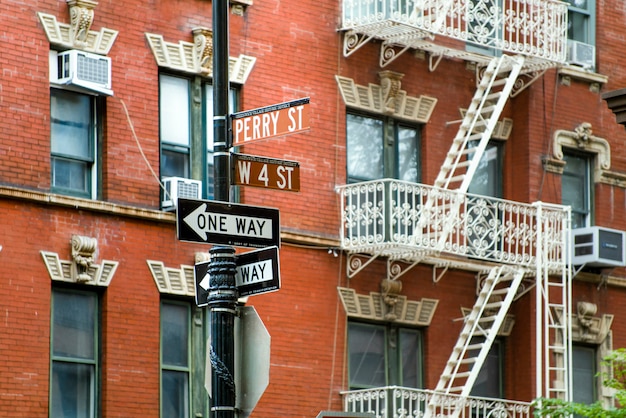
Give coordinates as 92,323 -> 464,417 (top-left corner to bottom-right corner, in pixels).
159,74 -> 236,201
160,301 -> 191,418
50,88 -> 98,199
346,112 -> 420,184
565,0 -> 595,45
562,150 -> 593,229
347,321 -> 423,389
50,288 -> 99,418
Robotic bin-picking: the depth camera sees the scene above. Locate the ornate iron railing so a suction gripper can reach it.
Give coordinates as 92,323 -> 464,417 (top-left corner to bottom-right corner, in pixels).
342,386 -> 533,418
336,179 -> 570,272
341,0 -> 568,63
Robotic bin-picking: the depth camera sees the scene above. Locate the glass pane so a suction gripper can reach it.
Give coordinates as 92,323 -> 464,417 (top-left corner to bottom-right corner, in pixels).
562,153 -> 590,228
347,114 -> 383,182
399,329 -> 421,388
471,339 -> 502,398
161,149 -> 189,179
568,12 -> 589,42
573,346 -> 596,404
52,157 -> 89,195
51,89 -> 92,160
469,143 -> 501,198
162,370 -> 189,418
397,126 -> 419,182
348,323 -> 386,388
160,75 -> 190,147
52,291 -> 96,360
161,303 -> 189,367
51,362 -> 94,418
205,86 -> 236,151
566,0 -> 588,10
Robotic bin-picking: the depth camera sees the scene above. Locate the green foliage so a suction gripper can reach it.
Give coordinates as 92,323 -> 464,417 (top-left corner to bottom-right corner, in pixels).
533,349 -> 626,418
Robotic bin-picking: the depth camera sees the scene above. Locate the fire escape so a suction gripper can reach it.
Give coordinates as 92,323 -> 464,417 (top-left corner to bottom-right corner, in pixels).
337,1 -> 572,416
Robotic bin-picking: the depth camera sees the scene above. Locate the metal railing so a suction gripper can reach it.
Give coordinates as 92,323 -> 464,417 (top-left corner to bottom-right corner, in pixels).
341,0 -> 568,63
342,386 -> 533,418
336,179 -> 570,272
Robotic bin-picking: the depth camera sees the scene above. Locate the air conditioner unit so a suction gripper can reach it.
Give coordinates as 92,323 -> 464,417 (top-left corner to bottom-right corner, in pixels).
572,226 -> 626,267
53,50 -> 113,96
162,177 -> 202,211
566,40 -> 595,70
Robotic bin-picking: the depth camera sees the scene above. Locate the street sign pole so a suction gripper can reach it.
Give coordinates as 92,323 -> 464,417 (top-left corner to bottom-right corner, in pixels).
210,0 -> 237,418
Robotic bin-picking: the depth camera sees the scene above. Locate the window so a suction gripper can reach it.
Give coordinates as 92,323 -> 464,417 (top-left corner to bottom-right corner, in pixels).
159,75 -> 237,200
50,289 -> 99,418
565,0 -> 595,45
347,322 -> 423,389
468,142 -> 503,198
470,339 -> 504,398
160,301 -> 191,418
346,113 -> 420,184
572,345 -> 597,407
160,75 -> 191,179
51,89 -> 98,199
562,151 -> 593,229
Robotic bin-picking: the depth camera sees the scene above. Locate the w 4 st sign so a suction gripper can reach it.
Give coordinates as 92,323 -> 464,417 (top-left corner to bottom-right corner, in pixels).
232,153 -> 300,192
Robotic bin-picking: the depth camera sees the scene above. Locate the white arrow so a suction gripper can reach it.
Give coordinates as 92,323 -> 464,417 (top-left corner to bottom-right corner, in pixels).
183,203 -> 208,240
199,273 -> 211,291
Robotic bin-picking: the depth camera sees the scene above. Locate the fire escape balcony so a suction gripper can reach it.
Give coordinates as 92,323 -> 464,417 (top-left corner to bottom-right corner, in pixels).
336,179 -> 570,279
341,0 -> 568,69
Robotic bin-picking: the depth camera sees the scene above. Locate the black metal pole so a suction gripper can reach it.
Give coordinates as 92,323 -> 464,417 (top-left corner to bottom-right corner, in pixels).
210,1 -> 237,418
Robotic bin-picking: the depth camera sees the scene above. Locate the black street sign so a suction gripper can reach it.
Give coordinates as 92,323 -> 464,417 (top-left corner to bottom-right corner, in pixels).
235,246 -> 280,297
177,198 -> 280,248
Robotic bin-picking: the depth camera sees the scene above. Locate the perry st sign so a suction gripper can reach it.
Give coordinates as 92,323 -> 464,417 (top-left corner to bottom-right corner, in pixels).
231,97 -> 310,146
177,198 -> 280,248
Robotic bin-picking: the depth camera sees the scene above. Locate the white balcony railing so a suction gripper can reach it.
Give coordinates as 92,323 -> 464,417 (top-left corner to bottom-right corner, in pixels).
342,386 -> 533,418
336,179 -> 570,272
341,0 -> 568,63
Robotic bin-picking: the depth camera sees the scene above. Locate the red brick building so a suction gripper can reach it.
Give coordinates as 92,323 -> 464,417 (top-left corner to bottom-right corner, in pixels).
1,0 -> 626,417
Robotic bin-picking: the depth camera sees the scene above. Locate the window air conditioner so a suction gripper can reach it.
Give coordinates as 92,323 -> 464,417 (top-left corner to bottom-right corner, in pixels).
572,226 -> 626,267
162,177 -> 203,211
566,40 -> 595,70
54,50 -> 113,96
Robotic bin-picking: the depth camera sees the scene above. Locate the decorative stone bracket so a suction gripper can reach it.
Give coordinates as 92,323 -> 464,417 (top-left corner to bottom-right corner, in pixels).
543,123 -> 626,188
37,0 -> 118,54
145,31 -> 256,84
336,73 -> 438,124
147,260 -> 195,297
338,286 -> 438,326
41,235 -> 118,286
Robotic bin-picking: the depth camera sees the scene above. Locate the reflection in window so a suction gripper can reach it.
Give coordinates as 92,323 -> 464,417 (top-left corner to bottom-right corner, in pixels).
50,289 -> 98,418
161,301 -> 190,418
562,151 -> 592,229
51,89 -> 96,198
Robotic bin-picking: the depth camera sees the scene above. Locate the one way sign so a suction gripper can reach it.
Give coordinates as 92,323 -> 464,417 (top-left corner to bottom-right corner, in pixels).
194,246 -> 280,306
177,198 -> 280,248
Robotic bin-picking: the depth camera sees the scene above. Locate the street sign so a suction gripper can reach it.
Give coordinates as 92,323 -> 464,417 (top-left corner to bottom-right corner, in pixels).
194,260 -> 211,307
232,153 -> 300,192
177,198 -> 280,248
231,97 -> 310,146
235,246 -> 280,297
206,306 -> 270,418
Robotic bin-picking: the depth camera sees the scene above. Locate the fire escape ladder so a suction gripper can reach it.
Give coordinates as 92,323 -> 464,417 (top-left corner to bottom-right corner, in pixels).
434,55 -> 524,193
425,266 -> 526,418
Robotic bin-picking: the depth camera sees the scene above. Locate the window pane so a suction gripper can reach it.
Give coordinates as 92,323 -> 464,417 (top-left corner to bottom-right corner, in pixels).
562,153 -> 590,229
397,126 -> 419,182
50,362 -> 95,418
52,157 -> 89,194
161,303 -> 189,367
348,323 -> 386,388
162,370 -> 189,418
573,346 -> 596,405
399,329 -> 421,388
161,149 -> 189,179
469,143 -> 501,198
51,89 -> 92,160
160,75 -> 190,147
52,291 -> 96,360
347,114 -> 383,182
470,339 -> 502,398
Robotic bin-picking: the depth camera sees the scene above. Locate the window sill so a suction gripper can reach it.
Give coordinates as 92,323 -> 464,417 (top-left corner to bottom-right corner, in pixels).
558,65 -> 608,93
